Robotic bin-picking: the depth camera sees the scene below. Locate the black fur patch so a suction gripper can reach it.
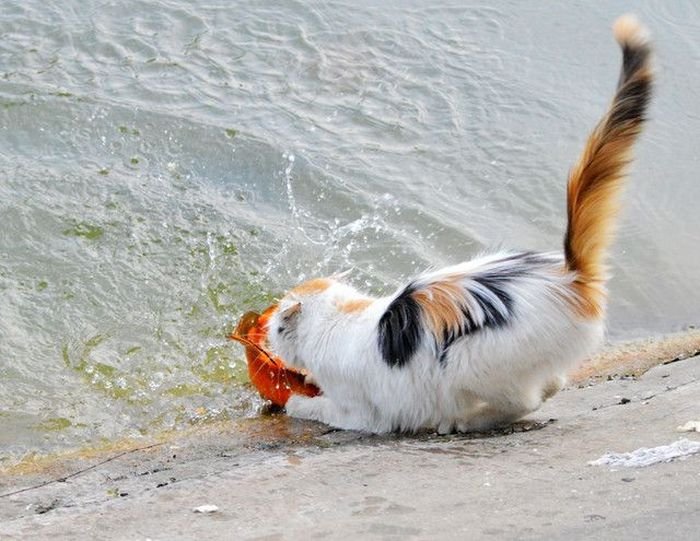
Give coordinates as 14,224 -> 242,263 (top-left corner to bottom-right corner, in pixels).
438,254 -> 541,361
378,284 -> 423,368
439,278 -> 513,361
470,273 -> 514,328
609,77 -> 651,126
619,43 -> 651,88
610,41 -> 652,129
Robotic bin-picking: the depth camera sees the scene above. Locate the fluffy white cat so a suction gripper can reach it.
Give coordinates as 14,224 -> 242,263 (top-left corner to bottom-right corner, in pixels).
266,15 -> 653,434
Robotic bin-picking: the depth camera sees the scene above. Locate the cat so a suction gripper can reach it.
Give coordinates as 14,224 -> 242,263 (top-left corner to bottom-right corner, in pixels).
266,15 -> 653,434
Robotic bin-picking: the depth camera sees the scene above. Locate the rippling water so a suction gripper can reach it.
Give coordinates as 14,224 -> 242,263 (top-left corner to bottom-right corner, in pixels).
1,1 -> 699,456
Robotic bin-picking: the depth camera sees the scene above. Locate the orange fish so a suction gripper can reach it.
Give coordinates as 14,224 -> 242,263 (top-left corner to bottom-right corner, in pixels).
230,304 -> 320,407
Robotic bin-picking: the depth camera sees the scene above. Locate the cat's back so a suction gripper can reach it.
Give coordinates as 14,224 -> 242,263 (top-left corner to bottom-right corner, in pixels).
378,249 -> 603,377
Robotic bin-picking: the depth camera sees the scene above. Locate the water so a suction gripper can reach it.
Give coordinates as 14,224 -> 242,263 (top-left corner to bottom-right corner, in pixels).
1,1 -> 698,457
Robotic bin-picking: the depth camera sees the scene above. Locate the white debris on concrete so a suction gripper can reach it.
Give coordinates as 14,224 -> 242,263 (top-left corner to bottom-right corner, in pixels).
192,504 -> 219,514
676,420 -> 700,433
589,438 -> 700,468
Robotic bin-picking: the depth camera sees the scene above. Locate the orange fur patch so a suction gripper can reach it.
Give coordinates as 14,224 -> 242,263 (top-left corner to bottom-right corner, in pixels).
412,278 -> 465,339
290,278 -> 332,296
570,281 -> 606,319
564,20 -> 652,320
551,265 -> 605,320
337,298 -> 373,314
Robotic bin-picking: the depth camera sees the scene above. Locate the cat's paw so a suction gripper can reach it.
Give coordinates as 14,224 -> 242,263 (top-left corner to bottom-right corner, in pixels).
437,420 -> 456,435
456,419 -> 487,433
285,394 -> 334,425
285,394 -> 313,419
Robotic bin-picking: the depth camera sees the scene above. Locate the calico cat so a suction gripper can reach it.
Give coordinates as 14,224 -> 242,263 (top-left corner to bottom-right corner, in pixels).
266,15 -> 653,434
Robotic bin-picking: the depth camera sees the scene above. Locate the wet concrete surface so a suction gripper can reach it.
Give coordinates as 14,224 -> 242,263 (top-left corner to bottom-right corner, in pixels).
1,356 -> 698,540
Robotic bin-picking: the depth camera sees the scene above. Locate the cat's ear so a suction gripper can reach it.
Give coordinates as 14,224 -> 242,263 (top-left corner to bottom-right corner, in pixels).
280,301 -> 302,321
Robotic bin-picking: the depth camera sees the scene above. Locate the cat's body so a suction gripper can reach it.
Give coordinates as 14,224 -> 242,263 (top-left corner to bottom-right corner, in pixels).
266,16 -> 653,434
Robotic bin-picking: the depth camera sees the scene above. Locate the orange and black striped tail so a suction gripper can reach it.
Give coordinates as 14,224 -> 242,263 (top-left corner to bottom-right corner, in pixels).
564,15 -> 653,317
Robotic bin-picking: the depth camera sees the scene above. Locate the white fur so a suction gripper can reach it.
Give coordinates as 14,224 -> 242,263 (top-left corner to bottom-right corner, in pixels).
267,252 -> 604,434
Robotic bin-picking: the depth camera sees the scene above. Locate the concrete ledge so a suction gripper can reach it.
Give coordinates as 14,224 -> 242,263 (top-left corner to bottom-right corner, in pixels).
1,355 -> 698,540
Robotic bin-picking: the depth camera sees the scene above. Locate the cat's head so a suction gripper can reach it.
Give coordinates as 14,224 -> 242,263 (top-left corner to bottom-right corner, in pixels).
266,276 -> 366,371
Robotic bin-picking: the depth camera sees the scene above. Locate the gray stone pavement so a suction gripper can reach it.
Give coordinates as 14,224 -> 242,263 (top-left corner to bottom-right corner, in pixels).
1,356 -> 698,540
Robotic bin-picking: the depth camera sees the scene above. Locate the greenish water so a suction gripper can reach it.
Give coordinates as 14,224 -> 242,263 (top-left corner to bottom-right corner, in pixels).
1,1 -> 699,457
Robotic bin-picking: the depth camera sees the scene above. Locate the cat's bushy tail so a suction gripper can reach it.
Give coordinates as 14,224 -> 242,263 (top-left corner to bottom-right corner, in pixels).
564,15 -> 653,318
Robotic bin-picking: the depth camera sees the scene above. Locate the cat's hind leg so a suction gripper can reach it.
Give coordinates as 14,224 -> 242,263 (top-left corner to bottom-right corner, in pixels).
455,386 -> 545,433
541,375 -> 566,401
456,405 -> 524,433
